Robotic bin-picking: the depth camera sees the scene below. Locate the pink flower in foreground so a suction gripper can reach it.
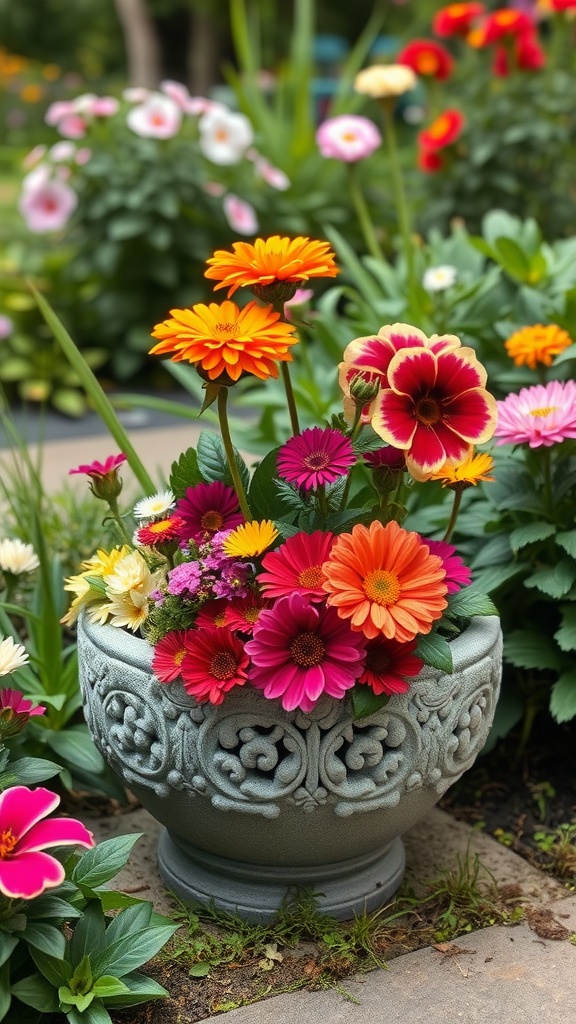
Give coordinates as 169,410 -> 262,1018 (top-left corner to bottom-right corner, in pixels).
180,627 -> 249,704
277,426 -> 356,490
495,380 -> 576,448
222,194 -> 259,235
176,481 -> 243,543
246,593 -> 366,713
152,630 -> 190,683
0,688 -> 45,739
424,539 -> 471,593
258,531 -> 335,602
316,114 -> 382,163
69,453 -> 127,478
0,786 -> 93,899
19,177 -> 78,233
371,346 -> 497,481
126,93 -> 182,139
359,636 -> 423,696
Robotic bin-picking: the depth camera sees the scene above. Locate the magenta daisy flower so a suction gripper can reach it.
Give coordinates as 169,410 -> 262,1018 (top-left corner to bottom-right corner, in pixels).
359,637 -> 423,696
69,453 -> 127,478
245,592 -> 366,713
175,481 -> 244,543
152,630 -> 190,683
495,380 -> 576,449
372,346 -> 497,481
277,427 -> 355,490
257,531 -> 335,602
424,539 -> 471,594
180,627 -> 249,704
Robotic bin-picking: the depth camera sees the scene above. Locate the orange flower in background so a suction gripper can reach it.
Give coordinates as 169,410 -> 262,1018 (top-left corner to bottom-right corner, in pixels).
505,324 -> 573,369
149,299 -> 298,381
430,449 -> 495,489
477,8 -> 535,44
433,2 -> 485,37
396,39 -> 454,80
204,235 -> 339,299
322,520 -> 448,643
418,109 -> 465,151
20,84 -> 43,103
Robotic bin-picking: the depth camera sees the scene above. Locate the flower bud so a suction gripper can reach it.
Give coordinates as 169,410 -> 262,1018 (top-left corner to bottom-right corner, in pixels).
349,372 -> 381,404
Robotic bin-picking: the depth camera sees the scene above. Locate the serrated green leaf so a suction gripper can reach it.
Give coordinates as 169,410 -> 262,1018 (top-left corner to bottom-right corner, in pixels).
196,430 -> 251,492
524,559 -> 576,598
556,530 -> 576,559
554,605 -> 576,652
23,922 -> 66,959
550,669 -> 576,723
503,630 -> 563,670
169,447 -> 203,498
415,634 -> 453,673
72,834 -> 142,891
509,522 -> 557,550
447,590 -> 498,618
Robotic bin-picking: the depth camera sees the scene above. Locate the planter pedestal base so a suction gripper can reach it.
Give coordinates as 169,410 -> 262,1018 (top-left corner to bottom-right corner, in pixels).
158,830 -> 406,922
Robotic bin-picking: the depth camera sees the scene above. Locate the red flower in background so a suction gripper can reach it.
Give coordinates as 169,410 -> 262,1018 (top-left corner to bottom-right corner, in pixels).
478,8 -> 535,44
396,39 -> 454,80
418,109 -> 465,150
433,2 -> 485,37
493,32 -> 546,76
418,148 -> 444,173
550,0 -> 576,10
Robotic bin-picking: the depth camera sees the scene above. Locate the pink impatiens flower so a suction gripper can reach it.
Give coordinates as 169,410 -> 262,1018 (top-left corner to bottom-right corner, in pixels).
316,114 -> 382,163
19,175 -> 78,233
0,786 -> 93,899
0,688 -> 45,739
69,453 -> 127,478
495,380 -> 576,448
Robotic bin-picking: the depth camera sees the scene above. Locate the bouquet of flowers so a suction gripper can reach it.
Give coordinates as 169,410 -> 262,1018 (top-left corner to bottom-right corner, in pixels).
63,235 -> 499,720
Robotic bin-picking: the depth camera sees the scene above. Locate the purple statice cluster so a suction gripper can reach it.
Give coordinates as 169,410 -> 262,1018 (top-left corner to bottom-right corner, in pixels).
164,530 -> 253,604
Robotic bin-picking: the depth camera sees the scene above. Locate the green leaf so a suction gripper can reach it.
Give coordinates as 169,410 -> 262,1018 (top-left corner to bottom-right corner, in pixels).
29,895 -> 82,922
554,606 -> 576,652
93,890 -> 147,912
248,449 -> 289,520
196,430 -> 251,492
351,685 -> 390,721
524,559 -> 576,598
556,530 -> 576,559
59,984 -> 95,1013
447,590 -> 498,618
43,725 -> 106,773
0,933 -> 18,969
509,522 -> 557,550
92,976 -> 130,997
0,960 -> 10,1019
470,563 -> 528,594
69,952 -> 93,993
30,947 -> 72,988
503,630 -> 563,670
72,834 -> 142,891
7,756 -> 63,785
11,972 -> 60,1013
415,634 -> 453,673
66,1004 -> 112,1024
188,962 -> 211,978
101,971 -> 169,1007
69,904 -> 107,969
169,447 -> 203,499
494,237 -> 531,281
92,921 -> 177,980
23,922 -> 66,959
550,669 -> 576,723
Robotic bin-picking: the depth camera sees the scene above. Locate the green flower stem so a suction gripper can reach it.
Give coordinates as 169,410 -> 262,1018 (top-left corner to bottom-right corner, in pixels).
347,163 -> 384,262
316,483 -> 328,518
380,98 -> 419,320
217,386 -> 252,521
541,447 -> 553,518
281,361 -> 300,436
105,497 -> 133,545
443,486 -> 464,544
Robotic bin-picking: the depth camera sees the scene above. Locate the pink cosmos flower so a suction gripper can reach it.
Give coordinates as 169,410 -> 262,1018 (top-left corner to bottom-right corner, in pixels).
246,593 -> 366,713
198,107 -> 254,165
0,688 -> 45,739
424,540 -> 472,593
359,636 -> 423,695
316,115 -> 382,163
371,346 -> 497,481
69,453 -> 127,478
258,531 -> 335,601
126,93 -> 182,139
19,176 -> 78,233
494,380 -> 576,448
277,427 -> 356,490
176,482 -> 244,544
45,100 -> 76,126
0,786 -> 93,899
180,627 -> 249,704
222,194 -> 259,235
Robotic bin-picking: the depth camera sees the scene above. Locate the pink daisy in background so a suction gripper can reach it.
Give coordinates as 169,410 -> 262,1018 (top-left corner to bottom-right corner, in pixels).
126,92 -> 182,139
245,592 -> 366,713
152,630 -> 190,682
316,114 -> 382,163
69,453 -> 127,478
19,174 -> 78,233
359,636 -> 423,696
258,530 -> 335,601
222,194 -> 259,236
495,380 -> 576,448
180,627 -> 249,704
176,481 -> 243,543
277,427 -> 355,490
424,539 -> 472,593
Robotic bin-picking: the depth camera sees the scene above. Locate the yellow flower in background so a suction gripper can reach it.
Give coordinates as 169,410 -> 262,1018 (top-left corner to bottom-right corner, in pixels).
42,64 -> 61,80
20,84 -> 43,103
204,235 -> 339,299
223,520 -> 279,558
505,324 -> 572,369
431,450 -> 495,489
354,63 -> 417,99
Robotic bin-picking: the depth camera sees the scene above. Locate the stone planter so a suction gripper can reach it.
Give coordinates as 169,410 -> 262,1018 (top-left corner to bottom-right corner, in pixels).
77,613 -> 502,922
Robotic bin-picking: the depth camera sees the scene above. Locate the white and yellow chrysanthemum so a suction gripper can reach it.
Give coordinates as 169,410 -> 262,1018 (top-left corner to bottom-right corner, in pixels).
133,489 -> 175,520
101,550 -> 163,631
0,636 -> 29,676
0,538 -> 40,575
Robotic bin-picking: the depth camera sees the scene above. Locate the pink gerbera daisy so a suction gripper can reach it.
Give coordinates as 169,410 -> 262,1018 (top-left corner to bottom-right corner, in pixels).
245,592 -> 366,713
180,627 -> 249,704
424,540 -> 472,594
257,531 -> 335,601
175,481 -> 244,543
359,636 -> 423,696
152,630 -> 190,683
277,427 -> 355,490
494,380 -> 576,449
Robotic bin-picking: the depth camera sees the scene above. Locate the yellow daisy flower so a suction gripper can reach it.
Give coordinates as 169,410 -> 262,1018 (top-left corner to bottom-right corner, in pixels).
223,520 -> 279,558
431,450 -> 495,489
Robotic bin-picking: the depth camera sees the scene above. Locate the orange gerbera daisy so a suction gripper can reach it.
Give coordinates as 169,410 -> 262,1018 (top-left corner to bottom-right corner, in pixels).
504,324 -> 573,370
204,235 -> 339,300
149,300 -> 297,381
322,520 -> 448,643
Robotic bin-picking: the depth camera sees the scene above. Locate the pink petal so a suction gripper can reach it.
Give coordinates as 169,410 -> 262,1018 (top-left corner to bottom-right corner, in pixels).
0,850 -> 65,899
17,817 -> 94,854
0,786 -> 59,840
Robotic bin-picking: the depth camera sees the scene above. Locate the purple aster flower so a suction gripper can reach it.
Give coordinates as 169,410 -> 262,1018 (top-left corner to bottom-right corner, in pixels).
167,561 -> 203,598
213,560 -> 251,599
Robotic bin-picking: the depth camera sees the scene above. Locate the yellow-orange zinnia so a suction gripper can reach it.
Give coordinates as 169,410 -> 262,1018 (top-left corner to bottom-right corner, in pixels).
204,235 -> 339,298
504,324 -> 573,370
149,300 -> 298,381
322,520 -> 448,643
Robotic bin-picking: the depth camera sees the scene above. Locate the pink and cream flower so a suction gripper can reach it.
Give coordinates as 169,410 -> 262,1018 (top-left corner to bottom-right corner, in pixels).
371,345 -> 497,480
316,114 -> 382,163
198,106 -> 254,165
0,786 -> 93,899
494,380 -> 576,448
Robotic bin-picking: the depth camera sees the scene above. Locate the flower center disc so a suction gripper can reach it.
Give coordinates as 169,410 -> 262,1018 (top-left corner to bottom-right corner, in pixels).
363,569 -> 401,606
304,451 -> 331,471
366,648 -> 391,673
201,510 -> 224,531
0,829 -> 17,858
529,405 -> 556,418
415,396 -> 442,425
210,651 -> 238,680
290,631 -> 326,667
297,564 -> 324,588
